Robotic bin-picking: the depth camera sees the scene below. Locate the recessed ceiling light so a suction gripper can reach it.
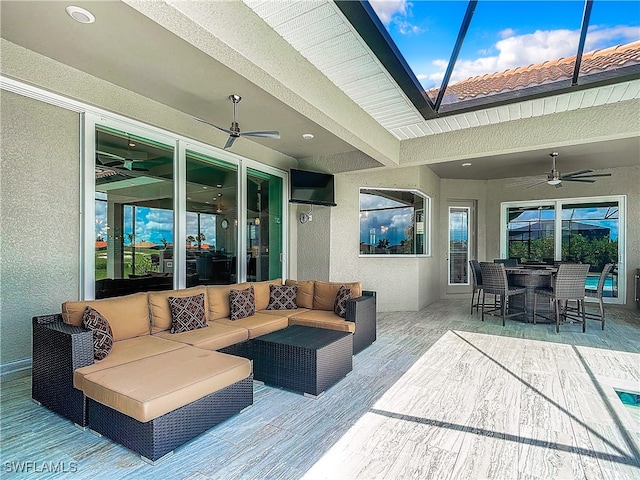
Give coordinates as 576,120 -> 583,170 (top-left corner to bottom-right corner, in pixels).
302,133 -> 314,140
461,162 -> 472,167
66,6 -> 95,24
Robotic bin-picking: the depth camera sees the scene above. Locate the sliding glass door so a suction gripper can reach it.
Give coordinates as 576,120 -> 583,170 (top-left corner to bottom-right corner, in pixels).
186,152 -> 238,285
502,196 -> 625,302
84,114 -> 287,299
94,126 -> 174,298
246,168 -> 283,282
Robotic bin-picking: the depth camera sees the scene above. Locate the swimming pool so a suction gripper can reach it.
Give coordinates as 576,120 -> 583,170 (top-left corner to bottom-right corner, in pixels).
615,389 -> 640,424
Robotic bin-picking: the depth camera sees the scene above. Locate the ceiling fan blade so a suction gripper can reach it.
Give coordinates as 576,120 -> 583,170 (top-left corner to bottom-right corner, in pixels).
240,130 -> 281,139
554,182 -> 563,188
562,169 -> 592,177
565,172 -> 612,179
96,150 -> 125,161
562,178 -> 596,183
223,135 -> 237,149
523,179 -> 550,189
194,117 -> 234,135
507,177 -> 545,187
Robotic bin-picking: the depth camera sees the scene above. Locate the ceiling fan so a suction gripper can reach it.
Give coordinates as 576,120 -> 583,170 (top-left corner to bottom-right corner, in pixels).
510,152 -> 611,189
195,94 -> 280,149
96,146 -> 149,171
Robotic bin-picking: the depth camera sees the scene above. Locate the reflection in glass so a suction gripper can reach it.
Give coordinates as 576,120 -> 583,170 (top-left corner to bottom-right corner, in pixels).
247,168 -> 283,281
94,126 -> 174,298
562,202 -> 619,298
449,207 -> 469,284
186,152 -> 238,285
507,205 -> 555,262
359,189 -> 427,255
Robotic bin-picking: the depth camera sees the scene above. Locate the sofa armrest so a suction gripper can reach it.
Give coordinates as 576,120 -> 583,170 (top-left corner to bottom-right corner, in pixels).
345,291 -> 376,354
32,315 -> 94,427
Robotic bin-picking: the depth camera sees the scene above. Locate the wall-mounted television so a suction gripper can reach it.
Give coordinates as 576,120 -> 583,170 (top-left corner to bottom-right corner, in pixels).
289,168 -> 337,206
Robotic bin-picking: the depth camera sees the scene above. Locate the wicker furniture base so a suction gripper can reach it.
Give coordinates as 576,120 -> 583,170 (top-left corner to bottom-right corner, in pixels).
88,375 -> 253,463
252,326 -> 352,397
32,315 -> 93,427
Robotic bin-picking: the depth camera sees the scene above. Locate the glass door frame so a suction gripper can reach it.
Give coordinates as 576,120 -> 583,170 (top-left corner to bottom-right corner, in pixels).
500,195 -> 627,305
447,203 -> 473,291
83,112 -> 288,299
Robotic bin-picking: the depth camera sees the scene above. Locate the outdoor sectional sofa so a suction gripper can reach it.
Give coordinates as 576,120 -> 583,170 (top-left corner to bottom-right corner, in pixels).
31,279 -> 376,463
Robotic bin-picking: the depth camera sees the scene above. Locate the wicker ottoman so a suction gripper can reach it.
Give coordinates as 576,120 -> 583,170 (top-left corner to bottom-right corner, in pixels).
251,325 -> 353,397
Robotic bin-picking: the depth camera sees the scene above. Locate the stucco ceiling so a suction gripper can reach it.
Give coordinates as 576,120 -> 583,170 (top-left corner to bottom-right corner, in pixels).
1,0 -> 638,179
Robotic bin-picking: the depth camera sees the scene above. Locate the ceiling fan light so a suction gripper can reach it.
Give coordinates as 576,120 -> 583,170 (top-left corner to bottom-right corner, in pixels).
547,178 -> 561,186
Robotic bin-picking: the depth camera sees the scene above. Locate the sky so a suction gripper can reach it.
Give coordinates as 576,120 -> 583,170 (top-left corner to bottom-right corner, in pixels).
95,201 -> 218,247
360,193 -> 414,246
369,0 -> 640,89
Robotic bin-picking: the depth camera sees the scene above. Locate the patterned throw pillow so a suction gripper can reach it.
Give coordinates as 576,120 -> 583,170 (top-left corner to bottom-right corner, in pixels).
333,285 -> 353,318
266,284 -> 298,310
81,306 -> 113,361
230,286 -> 256,320
168,293 -> 208,334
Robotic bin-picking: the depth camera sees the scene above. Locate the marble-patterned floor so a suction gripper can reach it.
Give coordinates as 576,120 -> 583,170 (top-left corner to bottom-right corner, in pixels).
1,299 -> 639,479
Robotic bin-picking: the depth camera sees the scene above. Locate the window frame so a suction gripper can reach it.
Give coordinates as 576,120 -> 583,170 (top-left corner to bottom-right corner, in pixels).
500,195 -> 626,304
82,112 -> 288,299
359,187 -> 431,257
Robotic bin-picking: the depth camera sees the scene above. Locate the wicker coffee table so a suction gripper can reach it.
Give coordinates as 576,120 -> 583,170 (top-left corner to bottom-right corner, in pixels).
251,325 -> 353,397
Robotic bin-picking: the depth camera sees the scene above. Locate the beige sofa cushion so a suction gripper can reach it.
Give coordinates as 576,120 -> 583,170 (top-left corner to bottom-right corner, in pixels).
62,292 -> 150,342
313,281 -> 362,311
284,280 -> 314,309
80,348 -> 251,423
289,309 -> 356,333
74,336 -> 186,391
148,286 -> 208,331
214,312 -> 288,339
153,321 -> 249,351
251,279 -> 282,311
260,308 -> 310,318
207,283 -> 250,320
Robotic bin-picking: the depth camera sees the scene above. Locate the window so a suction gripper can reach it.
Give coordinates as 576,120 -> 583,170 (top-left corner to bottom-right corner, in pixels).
359,188 -> 430,255
84,114 -> 287,299
507,204 -> 555,263
502,196 -> 625,302
94,126 -> 174,297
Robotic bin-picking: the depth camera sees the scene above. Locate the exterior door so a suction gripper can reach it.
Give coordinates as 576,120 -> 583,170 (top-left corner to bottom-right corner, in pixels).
446,200 -> 476,295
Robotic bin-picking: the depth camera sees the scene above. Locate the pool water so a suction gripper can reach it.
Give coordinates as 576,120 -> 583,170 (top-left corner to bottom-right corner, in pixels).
584,275 -> 615,291
615,390 -> 640,424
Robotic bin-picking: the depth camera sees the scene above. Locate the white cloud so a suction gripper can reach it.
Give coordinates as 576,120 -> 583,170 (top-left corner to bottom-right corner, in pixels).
370,0 -> 423,35
369,0 -> 407,26
422,25 -> 638,87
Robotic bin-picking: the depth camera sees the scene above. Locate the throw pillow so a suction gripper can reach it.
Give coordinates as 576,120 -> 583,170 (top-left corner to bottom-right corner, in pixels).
266,284 -> 298,310
333,285 -> 353,318
168,293 -> 208,334
230,285 -> 256,320
81,306 -> 113,361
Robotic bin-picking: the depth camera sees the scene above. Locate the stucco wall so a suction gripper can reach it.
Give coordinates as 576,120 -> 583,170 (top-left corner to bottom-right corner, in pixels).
0,91 -> 80,369
322,164 -> 441,312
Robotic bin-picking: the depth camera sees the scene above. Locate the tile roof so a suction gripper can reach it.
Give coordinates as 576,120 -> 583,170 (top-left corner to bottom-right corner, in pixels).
428,41 -> 640,102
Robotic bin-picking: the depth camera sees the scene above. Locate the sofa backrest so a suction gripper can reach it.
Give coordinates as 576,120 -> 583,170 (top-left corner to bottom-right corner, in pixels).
313,281 -> 362,311
251,278 -> 282,310
148,286 -> 208,332
207,283 -> 248,320
61,292 -> 150,342
206,279 -> 282,319
284,279 -> 315,309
